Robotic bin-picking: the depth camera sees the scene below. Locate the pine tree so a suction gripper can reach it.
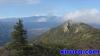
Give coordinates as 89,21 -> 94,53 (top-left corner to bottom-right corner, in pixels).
12,19 -> 27,48
8,19 -> 28,56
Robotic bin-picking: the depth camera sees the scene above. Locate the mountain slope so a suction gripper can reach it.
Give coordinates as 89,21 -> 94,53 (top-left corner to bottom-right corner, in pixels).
39,21 -> 100,49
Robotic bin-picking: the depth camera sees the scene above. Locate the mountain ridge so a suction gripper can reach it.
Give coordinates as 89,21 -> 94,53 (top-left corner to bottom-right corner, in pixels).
39,21 -> 100,49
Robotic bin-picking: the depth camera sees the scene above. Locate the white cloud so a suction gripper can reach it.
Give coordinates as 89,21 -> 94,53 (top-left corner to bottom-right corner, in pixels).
34,17 -> 47,22
25,0 -> 40,4
0,0 -> 40,5
63,8 -> 100,24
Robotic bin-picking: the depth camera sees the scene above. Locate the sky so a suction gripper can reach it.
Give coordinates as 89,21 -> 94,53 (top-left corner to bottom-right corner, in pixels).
0,0 -> 100,19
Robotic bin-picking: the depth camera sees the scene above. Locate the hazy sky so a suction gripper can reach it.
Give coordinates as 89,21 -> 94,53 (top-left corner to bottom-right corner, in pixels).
0,0 -> 100,18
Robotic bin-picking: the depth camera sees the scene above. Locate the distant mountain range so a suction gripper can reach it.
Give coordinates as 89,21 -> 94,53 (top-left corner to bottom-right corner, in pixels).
39,20 -> 100,49
0,16 -> 63,46
0,16 -> 100,46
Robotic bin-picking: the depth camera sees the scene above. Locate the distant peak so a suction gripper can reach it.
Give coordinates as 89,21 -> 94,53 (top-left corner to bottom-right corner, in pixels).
62,20 -> 93,33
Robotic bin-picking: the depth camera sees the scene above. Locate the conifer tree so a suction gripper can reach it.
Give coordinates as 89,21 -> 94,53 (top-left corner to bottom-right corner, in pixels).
8,19 -> 28,56
12,19 -> 27,48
